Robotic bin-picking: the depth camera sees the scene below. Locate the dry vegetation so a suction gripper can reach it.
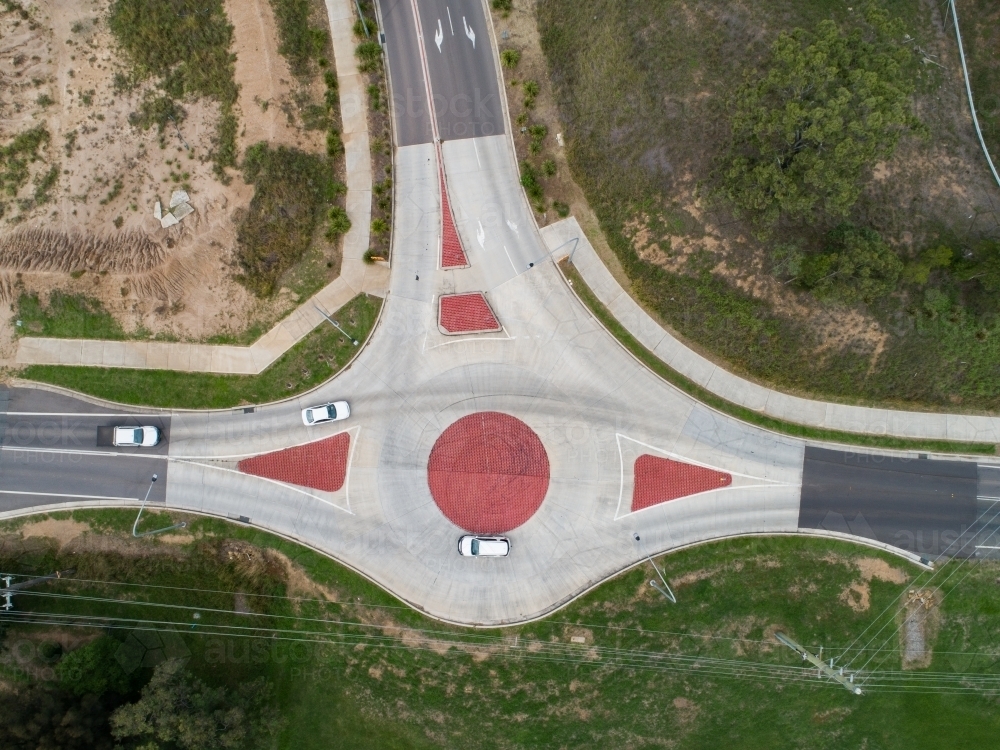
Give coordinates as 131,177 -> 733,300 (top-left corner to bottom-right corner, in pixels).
0,0 -> 345,359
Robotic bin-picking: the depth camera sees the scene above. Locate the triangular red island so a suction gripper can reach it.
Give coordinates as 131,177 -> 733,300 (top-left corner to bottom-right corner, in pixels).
632,454 -> 732,512
238,433 -> 350,492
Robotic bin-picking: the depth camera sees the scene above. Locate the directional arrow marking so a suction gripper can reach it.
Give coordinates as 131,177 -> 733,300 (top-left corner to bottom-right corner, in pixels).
463,17 -> 475,48
435,20 -> 443,53
477,221 -> 486,248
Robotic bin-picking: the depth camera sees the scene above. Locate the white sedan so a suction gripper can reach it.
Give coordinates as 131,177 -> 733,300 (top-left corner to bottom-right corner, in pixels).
301,400 -> 351,426
113,426 -> 160,447
458,536 -> 510,557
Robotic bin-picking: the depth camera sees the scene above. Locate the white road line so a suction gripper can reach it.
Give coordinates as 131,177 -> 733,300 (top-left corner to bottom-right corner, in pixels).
0,446 -> 162,459
976,545 -> 1000,550
0,489 -> 138,502
473,139 -> 481,168
502,244 -> 518,274
446,6 -> 454,35
3,412 -> 165,417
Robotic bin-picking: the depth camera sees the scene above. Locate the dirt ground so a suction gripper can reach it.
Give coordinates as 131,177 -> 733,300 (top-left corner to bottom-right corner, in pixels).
0,0 -> 336,359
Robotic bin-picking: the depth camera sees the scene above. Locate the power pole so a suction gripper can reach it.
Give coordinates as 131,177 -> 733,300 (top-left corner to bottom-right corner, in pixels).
1,568 -> 76,611
775,632 -> 862,695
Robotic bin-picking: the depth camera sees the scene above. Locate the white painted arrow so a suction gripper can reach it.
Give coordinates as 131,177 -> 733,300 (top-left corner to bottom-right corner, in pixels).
434,20 -> 443,52
477,221 -> 486,248
463,17 -> 475,48
506,218 -> 519,235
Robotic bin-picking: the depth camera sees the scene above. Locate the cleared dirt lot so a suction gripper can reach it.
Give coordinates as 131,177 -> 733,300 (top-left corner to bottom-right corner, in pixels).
0,0 -> 339,359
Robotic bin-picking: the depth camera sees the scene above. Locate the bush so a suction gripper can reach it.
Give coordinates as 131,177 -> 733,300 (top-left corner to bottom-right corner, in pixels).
237,143 -> 339,296
492,0 -> 512,15
57,637 -> 133,697
270,0 -> 329,77
370,217 -> 388,234
1,125 -> 50,197
326,129 -> 343,156
355,40 -> 382,72
501,49 -> 520,68
326,206 -> 351,240
799,224 -> 902,303
353,17 -> 376,38
541,159 -> 557,177
553,200 -> 569,217
902,245 -> 953,285
129,93 -> 185,133
520,161 -> 543,203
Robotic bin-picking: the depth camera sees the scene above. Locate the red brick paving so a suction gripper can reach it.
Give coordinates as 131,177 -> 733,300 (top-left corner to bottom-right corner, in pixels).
439,293 -> 501,334
440,162 -> 469,268
238,432 -> 350,492
631,454 -> 732,512
428,412 -> 549,534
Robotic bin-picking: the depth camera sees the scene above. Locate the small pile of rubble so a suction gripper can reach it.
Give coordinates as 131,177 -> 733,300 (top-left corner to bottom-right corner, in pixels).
154,190 -> 194,228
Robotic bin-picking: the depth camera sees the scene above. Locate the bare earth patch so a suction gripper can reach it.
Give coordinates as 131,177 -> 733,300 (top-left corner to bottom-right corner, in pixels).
19,517 -> 90,546
0,0 -> 339,355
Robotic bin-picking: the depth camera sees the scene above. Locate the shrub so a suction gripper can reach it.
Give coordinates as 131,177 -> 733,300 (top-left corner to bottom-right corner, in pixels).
353,17 -> 376,38
129,93 -> 185,133
270,0 -> 329,77
326,206 -> 351,240
355,40 -> 382,72
56,637 -> 133,697
370,217 -> 388,234
0,125 -> 50,197
492,0 -> 512,15
36,93 -> 54,107
500,49 -> 520,68
799,224 -> 902,303
236,143 -> 339,296
553,200 -> 569,217
902,245 -> 953,285
326,129 -> 343,156
541,159 -> 557,177
520,161 -> 543,203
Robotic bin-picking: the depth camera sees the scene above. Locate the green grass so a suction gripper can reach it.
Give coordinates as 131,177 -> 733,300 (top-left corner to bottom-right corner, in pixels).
0,125 -> 49,197
19,293 -> 381,408
5,511 -> 1000,748
536,0 -> 1000,411
17,291 -> 128,340
559,259 -> 995,455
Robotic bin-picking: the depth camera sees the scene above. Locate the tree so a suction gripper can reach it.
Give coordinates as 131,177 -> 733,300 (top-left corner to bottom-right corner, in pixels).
721,6 -> 920,229
56,635 -> 134,697
111,659 -> 283,750
799,223 -> 902,303
956,240 -> 1000,291
7,684 -> 116,750
902,244 -> 953,285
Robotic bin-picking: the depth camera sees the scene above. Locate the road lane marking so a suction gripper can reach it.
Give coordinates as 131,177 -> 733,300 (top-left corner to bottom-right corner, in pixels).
0,490 -> 138,501
0,446 -> 165,458
463,16 -> 475,47
502,244 -> 518,274
446,6 -> 454,35
435,19 -> 443,52
4,413 -> 166,417
477,221 -> 486,248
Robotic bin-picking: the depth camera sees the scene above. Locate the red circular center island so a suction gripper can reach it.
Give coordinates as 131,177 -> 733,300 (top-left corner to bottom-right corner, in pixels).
427,412 -> 550,534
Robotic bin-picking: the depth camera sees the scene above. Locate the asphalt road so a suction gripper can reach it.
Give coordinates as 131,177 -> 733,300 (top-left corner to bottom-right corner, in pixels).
799,447 -> 979,558
0,387 -> 169,513
382,0 -> 504,145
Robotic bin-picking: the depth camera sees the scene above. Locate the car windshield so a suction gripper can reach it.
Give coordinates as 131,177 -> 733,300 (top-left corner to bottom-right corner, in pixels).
471,539 -> 479,555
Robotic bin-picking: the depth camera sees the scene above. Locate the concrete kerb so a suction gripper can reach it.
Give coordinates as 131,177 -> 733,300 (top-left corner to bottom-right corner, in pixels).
0,499 -> 936,628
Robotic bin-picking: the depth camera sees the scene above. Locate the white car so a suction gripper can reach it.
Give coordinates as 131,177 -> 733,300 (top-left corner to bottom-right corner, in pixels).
113,426 -> 160,447
301,400 -> 351,426
458,536 -> 510,557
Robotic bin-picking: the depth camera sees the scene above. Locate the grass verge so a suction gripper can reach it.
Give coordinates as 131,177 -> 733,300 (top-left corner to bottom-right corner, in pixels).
18,293 -> 381,409
17,291 -> 128,340
558,259 -> 995,455
4,512 -> 1000,748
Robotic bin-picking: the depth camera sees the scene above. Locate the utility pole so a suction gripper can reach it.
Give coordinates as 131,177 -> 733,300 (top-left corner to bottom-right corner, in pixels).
133,474 -> 187,538
314,304 -> 359,345
775,632 -> 862,695
1,568 -> 76,611
632,532 -> 677,603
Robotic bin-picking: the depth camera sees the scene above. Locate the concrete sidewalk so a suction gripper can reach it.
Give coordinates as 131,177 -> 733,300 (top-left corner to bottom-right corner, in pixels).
14,0 -> 387,376
541,217 -> 1000,446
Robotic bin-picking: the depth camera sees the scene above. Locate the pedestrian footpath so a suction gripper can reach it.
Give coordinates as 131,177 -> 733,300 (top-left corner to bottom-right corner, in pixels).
540,217 -> 1000,445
